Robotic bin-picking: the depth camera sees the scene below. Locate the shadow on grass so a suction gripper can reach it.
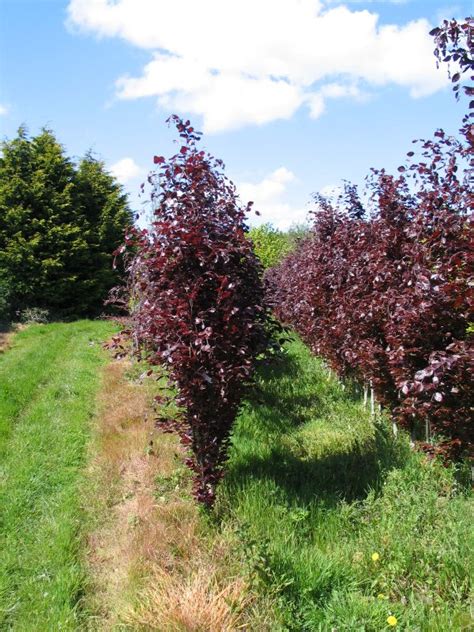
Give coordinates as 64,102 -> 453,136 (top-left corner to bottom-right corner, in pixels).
246,353 -> 325,433
227,424 -> 405,507
250,350 -> 364,421
226,346 -> 408,508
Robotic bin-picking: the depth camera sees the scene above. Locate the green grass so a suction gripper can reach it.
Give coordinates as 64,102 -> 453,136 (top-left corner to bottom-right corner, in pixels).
1,324 -> 471,630
216,337 -> 473,631
0,320 -> 117,631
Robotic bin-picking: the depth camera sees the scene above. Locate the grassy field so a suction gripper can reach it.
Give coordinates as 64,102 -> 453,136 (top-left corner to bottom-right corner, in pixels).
215,338 -> 473,631
0,324 -> 471,630
0,320 -> 117,630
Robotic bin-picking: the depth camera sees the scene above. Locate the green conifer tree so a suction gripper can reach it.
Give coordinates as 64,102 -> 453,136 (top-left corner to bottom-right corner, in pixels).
71,152 -> 133,315
0,127 -> 132,319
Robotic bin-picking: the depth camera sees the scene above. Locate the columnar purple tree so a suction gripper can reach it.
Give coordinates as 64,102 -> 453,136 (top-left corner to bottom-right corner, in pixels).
120,117 -> 278,506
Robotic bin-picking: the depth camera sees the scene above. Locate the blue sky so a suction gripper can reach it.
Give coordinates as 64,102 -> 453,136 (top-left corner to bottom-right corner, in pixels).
0,0 -> 470,228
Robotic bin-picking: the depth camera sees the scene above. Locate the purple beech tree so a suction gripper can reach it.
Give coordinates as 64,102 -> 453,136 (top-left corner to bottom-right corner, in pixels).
268,19 -> 473,459
117,117 -> 279,506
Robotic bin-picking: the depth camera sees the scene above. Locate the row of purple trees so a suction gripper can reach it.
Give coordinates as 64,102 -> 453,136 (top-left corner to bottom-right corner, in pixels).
114,19 -> 472,507
267,19 -> 473,459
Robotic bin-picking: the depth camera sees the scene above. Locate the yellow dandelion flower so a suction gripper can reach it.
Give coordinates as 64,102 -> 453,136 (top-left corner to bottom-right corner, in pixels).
387,615 -> 397,626
371,552 -> 380,562
377,593 -> 385,600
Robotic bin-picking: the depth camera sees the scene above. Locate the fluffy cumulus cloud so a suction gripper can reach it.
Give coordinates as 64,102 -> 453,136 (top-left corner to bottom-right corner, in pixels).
67,0 -> 447,132
109,157 -> 142,184
0,104 -> 8,116
238,167 -> 308,230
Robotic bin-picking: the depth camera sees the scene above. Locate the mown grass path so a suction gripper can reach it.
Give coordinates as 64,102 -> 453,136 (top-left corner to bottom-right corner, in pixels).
0,321 -> 117,631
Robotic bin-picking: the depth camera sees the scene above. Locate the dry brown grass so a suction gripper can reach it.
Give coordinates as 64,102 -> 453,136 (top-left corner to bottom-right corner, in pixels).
0,332 -> 10,353
123,566 -> 250,632
0,324 -> 21,354
84,357 -> 260,631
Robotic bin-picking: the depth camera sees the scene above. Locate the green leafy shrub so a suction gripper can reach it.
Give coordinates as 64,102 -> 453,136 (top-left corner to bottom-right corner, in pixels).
249,223 -> 308,269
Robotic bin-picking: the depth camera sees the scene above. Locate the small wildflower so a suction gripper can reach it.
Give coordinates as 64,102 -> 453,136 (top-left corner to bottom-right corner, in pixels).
387,615 -> 397,627
371,552 -> 380,562
377,593 -> 386,600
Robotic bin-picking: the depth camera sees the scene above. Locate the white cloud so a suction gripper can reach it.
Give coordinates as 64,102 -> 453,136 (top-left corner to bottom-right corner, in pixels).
307,82 -> 370,118
109,157 -> 142,184
118,57 -> 303,132
67,0 -> 448,132
0,104 -> 8,116
238,167 -> 308,230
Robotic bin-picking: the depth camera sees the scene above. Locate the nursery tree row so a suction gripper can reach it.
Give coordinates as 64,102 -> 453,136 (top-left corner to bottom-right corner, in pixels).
114,19 -> 472,512
267,19 -> 473,459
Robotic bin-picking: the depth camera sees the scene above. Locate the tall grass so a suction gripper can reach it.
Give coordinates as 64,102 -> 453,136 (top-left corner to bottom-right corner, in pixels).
0,320 -> 117,630
216,337 -> 473,631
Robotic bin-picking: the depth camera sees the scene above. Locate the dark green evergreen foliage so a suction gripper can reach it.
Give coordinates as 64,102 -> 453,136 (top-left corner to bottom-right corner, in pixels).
0,127 -> 133,318
71,152 -> 132,314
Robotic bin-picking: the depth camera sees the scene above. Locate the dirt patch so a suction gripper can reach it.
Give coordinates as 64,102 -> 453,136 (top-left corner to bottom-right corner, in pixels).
0,325 -> 21,354
84,358 -> 256,631
0,332 -> 10,353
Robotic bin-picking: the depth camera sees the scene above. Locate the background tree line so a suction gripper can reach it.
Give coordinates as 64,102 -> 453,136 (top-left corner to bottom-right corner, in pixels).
0,126 -> 132,322
248,222 -> 308,269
